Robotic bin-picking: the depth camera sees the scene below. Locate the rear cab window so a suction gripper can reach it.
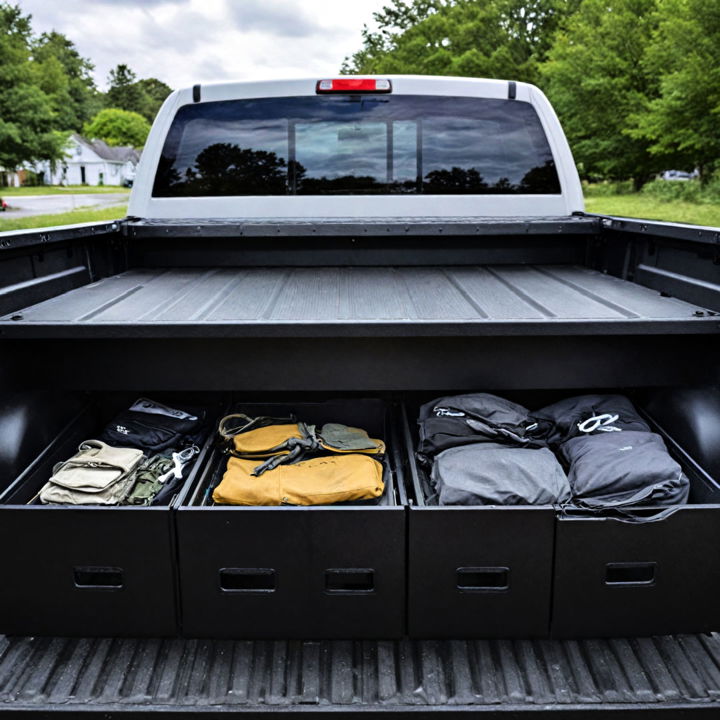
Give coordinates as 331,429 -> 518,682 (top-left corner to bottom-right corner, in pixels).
153,95 -> 561,197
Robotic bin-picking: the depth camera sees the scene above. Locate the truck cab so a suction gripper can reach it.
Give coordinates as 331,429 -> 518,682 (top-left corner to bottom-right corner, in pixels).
130,75 -> 583,220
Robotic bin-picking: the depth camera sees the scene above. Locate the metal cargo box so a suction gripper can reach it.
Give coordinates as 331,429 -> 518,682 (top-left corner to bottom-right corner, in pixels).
175,399 -> 406,639
551,418 -> 720,637
399,405 -> 555,638
0,397 -> 213,637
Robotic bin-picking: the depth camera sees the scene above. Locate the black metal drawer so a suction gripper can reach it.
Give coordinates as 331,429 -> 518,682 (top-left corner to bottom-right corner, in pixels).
0,396 -> 213,637
399,405 -> 554,638
175,399 -> 406,639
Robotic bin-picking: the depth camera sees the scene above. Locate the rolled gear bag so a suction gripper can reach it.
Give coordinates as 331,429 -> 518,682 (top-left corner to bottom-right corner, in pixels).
213,453 -> 385,506
532,394 -> 651,447
431,443 -> 571,506
100,397 -> 207,453
418,393 -> 546,457
218,414 -> 385,472
560,431 -> 689,509
39,440 -> 144,505
218,414 -> 302,459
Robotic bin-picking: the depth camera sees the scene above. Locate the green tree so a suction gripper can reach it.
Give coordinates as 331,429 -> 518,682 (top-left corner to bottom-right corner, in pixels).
83,108 -> 150,147
343,0 -> 581,85
541,0 -> 667,188
629,0 -> 720,183
33,30 -> 101,131
104,65 -> 171,122
0,3 -> 67,172
135,77 -> 172,122
342,0 -> 446,73
105,64 -> 147,115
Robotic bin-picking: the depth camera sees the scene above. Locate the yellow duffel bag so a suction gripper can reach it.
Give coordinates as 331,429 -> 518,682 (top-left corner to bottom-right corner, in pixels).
212,453 -> 385,506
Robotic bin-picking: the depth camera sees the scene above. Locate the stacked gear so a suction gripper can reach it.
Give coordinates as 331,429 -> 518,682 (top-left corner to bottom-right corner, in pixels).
38,398 -> 206,506
100,397 -> 206,505
418,392 -> 688,510
534,394 -> 689,509
418,394 -> 570,506
212,413 -> 386,506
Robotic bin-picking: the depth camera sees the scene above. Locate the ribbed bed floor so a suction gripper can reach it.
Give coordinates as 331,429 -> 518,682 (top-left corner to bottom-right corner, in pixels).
0,264 -> 715,339
1,634 -> 720,713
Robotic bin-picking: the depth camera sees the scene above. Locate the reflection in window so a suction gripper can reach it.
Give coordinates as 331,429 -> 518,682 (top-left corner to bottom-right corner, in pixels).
296,121 -> 386,194
153,95 -> 561,197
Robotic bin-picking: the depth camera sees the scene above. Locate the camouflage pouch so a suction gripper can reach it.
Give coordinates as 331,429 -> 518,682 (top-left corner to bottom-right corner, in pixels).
125,454 -> 174,506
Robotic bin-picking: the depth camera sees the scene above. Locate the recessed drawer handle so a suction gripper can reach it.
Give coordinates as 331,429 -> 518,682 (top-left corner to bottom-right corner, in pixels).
219,568 -> 276,592
325,568 -> 375,594
457,567 -> 509,592
73,566 -> 123,590
606,562 -> 656,586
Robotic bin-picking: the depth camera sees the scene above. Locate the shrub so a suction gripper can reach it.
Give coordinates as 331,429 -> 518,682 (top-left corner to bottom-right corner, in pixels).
641,178 -> 720,204
582,180 -> 634,197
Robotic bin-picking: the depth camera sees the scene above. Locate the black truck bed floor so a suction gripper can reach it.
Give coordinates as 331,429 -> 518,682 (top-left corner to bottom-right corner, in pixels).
2,634 -> 720,716
1,265 -> 716,338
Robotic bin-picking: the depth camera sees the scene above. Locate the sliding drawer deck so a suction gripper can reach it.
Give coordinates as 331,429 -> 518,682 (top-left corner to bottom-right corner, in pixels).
1,264 -> 717,339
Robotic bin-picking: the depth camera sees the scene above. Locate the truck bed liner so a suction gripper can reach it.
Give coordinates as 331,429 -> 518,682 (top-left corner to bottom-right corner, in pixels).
1,264 -> 716,339
1,633 -> 720,715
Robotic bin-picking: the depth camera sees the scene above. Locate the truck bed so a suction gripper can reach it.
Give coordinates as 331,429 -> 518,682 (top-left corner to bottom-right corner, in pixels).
2,633 -> 720,715
1,214 -> 720,718
1,264 -> 714,339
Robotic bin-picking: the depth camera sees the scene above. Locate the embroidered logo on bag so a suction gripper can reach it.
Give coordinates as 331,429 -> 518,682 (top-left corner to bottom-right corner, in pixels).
435,408 -> 466,417
116,425 -> 131,435
129,398 -> 198,421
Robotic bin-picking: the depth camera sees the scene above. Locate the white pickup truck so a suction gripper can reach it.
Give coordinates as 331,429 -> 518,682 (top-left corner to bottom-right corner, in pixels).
0,75 -> 719,717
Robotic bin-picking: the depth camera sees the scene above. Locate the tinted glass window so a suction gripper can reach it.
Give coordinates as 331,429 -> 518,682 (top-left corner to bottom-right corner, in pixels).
153,95 -> 560,196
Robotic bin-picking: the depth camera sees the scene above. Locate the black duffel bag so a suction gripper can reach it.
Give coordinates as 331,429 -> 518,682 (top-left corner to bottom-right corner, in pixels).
100,397 -> 207,453
418,393 -> 547,457
532,394 -> 651,447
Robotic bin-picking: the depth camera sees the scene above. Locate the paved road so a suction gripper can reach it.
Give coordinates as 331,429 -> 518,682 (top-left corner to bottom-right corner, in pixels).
1,193 -> 129,218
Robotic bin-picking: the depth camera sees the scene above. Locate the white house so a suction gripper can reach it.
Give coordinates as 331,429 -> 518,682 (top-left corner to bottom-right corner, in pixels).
38,134 -> 140,186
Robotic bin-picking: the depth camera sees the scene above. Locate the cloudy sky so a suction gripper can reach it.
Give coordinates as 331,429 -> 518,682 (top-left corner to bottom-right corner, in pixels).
16,0 -> 387,90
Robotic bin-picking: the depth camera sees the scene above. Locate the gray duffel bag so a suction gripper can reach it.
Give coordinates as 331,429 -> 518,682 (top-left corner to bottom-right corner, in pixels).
561,430 -> 689,509
431,442 -> 571,506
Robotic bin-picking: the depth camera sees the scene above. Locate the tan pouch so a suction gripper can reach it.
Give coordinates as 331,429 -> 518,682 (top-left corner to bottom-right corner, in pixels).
39,440 -> 145,505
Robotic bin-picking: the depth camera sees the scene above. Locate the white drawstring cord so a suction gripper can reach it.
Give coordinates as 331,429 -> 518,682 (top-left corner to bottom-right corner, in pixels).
577,413 -> 622,433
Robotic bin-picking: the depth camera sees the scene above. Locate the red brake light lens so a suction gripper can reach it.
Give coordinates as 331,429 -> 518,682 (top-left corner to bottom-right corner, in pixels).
316,78 -> 392,94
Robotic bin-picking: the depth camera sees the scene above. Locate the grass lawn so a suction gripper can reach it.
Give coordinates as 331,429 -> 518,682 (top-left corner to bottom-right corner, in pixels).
585,194 -> 720,227
0,204 -> 128,232
0,185 -> 130,196
1,194 -> 718,232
